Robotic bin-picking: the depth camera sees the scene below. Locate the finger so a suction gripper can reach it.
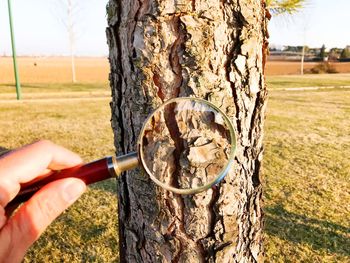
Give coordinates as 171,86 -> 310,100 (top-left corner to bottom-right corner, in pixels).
0,140 -> 82,181
20,169 -> 54,188
0,140 -> 82,206
0,178 -> 86,262
0,206 -> 6,229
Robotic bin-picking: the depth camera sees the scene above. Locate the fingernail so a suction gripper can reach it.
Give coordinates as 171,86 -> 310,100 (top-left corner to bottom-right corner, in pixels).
62,180 -> 86,204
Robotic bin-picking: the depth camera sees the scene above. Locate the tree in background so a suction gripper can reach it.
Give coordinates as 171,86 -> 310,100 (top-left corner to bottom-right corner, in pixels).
106,0 -> 303,261
267,0 -> 306,74
53,0 -> 82,83
328,48 -> 342,61
319,44 -> 327,61
340,46 -> 350,59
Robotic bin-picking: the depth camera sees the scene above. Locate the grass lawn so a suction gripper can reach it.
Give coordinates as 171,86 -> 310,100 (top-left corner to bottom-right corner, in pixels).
266,73 -> 350,90
264,88 -> 350,262
0,92 -> 119,262
0,82 -> 110,100
0,77 -> 349,262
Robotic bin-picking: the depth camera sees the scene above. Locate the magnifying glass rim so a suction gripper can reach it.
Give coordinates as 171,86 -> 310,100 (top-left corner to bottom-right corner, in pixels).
138,97 -> 236,195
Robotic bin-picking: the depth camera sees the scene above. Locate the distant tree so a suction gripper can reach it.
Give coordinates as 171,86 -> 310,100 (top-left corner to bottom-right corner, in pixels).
283,46 -> 292,52
296,46 -> 304,53
340,47 -> 350,59
53,0 -> 84,83
267,0 -> 307,75
319,44 -> 327,61
328,48 -> 341,61
300,45 -> 310,75
284,45 -> 298,52
301,45 -> 305,74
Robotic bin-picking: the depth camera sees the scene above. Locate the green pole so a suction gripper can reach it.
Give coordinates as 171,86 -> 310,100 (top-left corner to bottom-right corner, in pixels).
7,0 -> 21,100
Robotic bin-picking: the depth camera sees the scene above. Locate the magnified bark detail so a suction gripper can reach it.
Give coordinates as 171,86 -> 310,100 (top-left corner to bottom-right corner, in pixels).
142,100 -> 232,190
106,0 -> 269,261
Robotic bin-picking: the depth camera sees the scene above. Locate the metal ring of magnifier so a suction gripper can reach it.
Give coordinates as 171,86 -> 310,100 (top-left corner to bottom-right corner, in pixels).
137,97 -> 237,195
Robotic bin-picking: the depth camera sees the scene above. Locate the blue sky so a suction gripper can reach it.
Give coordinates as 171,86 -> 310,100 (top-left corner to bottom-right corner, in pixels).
0,0 -> 349,56
269,0 -> 350,50
0,0 -> 108,56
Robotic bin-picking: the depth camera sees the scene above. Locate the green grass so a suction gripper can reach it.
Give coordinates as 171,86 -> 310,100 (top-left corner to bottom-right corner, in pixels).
266,73 -> 350,89
264,88 -> 350,262
0,90 -> 119,262
0,79 -> 349,262
0,82 -> 110,95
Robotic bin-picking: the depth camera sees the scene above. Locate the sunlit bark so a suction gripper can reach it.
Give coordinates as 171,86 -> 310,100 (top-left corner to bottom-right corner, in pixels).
106,0 -> 269,261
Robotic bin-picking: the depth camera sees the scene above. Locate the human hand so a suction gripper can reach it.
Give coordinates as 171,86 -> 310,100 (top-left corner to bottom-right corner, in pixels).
0,140 -> 86,263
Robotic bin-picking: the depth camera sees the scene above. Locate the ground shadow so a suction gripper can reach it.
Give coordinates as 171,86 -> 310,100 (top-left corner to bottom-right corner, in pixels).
265,204 -> 350,256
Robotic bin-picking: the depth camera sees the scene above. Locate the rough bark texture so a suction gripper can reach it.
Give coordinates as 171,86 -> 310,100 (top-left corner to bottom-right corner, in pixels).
106,0 -> 269,261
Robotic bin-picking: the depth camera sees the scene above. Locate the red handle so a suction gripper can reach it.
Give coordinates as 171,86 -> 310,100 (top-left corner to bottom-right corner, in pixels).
7,157 -> 112,208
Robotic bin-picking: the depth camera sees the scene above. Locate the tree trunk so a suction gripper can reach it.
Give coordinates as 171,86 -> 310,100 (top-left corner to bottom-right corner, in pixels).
106,0 -> 269,261
301,45 -> 305,75
67,0 -> 77,83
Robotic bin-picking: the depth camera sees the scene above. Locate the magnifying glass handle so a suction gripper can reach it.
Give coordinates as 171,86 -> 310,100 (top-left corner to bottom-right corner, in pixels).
6,152 -> 139,209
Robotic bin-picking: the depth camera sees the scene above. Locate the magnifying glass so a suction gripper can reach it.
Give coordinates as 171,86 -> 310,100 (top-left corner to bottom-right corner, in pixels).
8,97 -> 236,207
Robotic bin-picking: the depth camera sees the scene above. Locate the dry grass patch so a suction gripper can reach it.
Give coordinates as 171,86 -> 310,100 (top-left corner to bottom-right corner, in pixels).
264,89 -> 350,262
0,96 -> 119,262
266,73 -> 350,90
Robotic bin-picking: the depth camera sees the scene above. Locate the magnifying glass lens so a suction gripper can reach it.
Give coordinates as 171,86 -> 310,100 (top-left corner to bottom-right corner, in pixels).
140,98 -> 235,194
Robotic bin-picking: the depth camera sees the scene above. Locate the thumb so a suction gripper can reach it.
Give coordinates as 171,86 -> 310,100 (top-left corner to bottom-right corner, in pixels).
0,178 -> 86,262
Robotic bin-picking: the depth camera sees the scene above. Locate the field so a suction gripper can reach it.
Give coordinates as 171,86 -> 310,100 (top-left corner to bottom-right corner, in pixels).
263,88 -> 350,261
1,58 -> 350,262
0,93 -> 119,262
266,61 -> 350,75
1,57 -> 350,83
0,57 -> 109,83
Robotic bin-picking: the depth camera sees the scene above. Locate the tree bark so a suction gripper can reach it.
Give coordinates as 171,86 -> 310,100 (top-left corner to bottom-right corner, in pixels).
106,0 -> 269,261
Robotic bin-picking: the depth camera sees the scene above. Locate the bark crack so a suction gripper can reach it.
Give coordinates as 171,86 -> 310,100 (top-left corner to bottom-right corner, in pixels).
108,1 -> 132,261
224,7 -> 246,135
112,2 -> 126,155
169,15 -> 185,98
203,185 -> 221,261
